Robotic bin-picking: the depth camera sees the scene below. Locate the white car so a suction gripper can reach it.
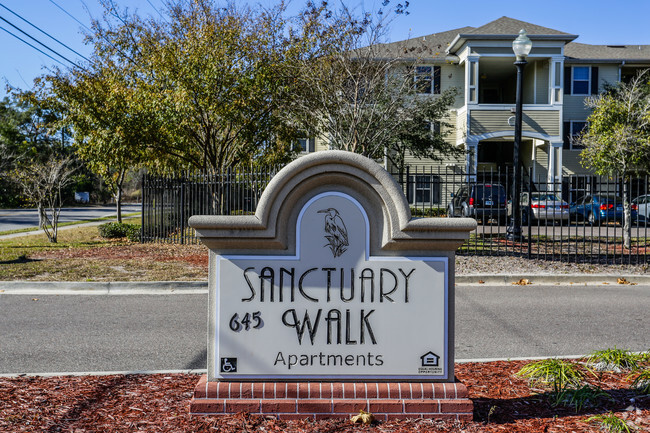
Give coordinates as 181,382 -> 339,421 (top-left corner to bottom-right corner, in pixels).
631,194 -> 650,224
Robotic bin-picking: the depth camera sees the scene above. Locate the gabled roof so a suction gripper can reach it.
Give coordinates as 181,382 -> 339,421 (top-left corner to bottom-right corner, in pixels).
447,17 -> 578,53
466,16 -> 571,37
376,27 -> 474,60
374,17 -> 649,63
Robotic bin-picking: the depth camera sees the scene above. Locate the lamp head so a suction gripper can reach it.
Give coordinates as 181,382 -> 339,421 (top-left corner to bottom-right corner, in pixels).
512,29 -> 532,61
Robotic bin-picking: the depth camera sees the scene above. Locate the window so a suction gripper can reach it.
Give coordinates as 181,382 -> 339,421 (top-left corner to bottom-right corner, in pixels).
570,121 -> 587,149
563,121 -> 588,150
572,66 -> 590,95
407,174 -> 441,204
565,66 -> 599,95
413,66 -> 441,94
295,136 -> 313,153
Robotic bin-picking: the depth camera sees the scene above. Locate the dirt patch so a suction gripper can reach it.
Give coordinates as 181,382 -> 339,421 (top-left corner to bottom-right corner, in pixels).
32,243 -> 209,267
1,361 -> 647,432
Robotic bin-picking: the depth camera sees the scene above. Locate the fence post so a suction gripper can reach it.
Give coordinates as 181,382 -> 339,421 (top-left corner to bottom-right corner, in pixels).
141,173 -> 145,243
180,172 -> 186,245
521,167 -> 528,260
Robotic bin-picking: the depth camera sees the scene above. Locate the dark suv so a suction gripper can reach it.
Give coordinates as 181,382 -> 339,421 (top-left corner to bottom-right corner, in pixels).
447,183 -> 507,223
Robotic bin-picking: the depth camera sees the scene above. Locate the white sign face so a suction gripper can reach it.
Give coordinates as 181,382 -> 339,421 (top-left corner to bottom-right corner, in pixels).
214,192 -> 448,380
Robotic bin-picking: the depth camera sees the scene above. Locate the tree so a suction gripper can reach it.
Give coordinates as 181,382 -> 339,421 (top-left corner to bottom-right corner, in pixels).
0,96 -> 70,209
82,0 -> 302,172
41,69 -> 154,222
578,70 -> 650,249
15,155 -> 77,243
42,0 -> 324,214
292,2 -> 462,169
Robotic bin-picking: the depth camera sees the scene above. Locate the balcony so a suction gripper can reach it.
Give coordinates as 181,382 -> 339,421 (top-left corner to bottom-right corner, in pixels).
469,106 -> 560,137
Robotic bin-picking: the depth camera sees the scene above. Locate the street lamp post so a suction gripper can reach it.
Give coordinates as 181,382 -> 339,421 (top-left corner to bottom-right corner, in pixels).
507,29 -> 532,241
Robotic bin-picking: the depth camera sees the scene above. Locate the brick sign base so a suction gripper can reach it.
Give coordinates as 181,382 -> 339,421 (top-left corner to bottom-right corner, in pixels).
190,376 -> 473,421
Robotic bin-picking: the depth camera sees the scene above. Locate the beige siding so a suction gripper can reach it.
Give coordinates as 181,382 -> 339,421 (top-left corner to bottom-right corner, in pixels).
533,144 -> 549,182
534,60 -> 549,104
314,135 -> 330,152
563,95 -> 591,121
598,65 -> 619,90
402,147 -> 465,168
470,109 -> 560,136
441,63 -> 465,109
534,145 -> 549,182
561,149 -> 591,175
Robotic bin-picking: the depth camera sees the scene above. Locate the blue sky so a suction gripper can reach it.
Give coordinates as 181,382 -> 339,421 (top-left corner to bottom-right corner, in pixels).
1,0 -> 650,99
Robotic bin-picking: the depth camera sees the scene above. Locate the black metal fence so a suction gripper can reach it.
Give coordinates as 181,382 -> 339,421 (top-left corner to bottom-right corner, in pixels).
141,168 -> 278,244
142,165 -> 650,264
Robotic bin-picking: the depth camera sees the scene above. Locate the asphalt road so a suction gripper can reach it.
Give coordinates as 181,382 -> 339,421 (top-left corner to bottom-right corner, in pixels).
0,284 -> 647,374
0,205 -> 141,232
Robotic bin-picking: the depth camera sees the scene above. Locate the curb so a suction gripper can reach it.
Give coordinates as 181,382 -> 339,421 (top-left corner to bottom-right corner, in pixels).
0,369 -> 207,378
1,275 -> 649,294
455,274 -> 650,285
0,281 -> 208,295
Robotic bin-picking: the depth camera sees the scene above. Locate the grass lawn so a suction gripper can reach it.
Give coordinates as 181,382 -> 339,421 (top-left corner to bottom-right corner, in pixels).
0,218 -> 208,282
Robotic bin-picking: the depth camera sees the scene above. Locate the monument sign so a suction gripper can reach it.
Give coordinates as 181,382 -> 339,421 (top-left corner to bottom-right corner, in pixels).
189,151 -> 476,420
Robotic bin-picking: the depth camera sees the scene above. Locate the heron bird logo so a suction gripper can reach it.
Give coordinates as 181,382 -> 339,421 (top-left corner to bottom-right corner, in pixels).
317,208 -> 349,258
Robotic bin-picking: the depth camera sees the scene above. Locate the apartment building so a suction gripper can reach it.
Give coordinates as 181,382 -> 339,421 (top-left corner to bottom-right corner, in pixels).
308,17 -> 650,206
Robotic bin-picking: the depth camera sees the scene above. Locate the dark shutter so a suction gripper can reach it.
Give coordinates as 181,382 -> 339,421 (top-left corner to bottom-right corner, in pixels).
563,122 -> 571,149
564,67 -> 571,95
591,67 -> 599,94
433,66 -> 441,94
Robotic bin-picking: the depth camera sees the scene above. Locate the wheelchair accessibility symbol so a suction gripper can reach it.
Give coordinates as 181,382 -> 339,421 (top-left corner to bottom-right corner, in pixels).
220,357 -> 237,373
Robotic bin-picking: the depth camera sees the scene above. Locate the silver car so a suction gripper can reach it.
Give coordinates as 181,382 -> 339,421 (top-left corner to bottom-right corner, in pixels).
509,192 -> 570,223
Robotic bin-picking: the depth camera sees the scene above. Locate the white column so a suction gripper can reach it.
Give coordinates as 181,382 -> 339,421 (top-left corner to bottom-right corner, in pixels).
548,141 -> 563,193
466,139 -> 478,182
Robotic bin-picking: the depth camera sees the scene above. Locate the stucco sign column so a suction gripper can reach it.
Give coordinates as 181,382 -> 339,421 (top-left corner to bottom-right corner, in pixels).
189,151 -> 476,420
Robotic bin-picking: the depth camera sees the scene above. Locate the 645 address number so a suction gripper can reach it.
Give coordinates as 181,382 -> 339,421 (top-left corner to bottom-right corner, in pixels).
229,312 -> 262,332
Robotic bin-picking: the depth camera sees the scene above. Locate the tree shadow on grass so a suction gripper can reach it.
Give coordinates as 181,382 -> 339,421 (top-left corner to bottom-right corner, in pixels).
473,388 -> 649,424
0,255 -> 41,265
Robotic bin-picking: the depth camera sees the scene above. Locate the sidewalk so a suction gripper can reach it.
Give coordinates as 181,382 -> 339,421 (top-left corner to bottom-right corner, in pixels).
0,220 -> 111,240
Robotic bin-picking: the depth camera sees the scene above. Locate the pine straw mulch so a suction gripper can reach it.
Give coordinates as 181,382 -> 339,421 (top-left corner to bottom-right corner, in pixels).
1,360 -> 648,432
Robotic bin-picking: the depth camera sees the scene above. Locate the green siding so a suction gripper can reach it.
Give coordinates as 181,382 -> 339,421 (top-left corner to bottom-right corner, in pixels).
470,109 -> 560,136
561,149 -> 591,175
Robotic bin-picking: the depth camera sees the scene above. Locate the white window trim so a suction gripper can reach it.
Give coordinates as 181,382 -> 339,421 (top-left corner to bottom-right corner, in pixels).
571,66 -> 591,96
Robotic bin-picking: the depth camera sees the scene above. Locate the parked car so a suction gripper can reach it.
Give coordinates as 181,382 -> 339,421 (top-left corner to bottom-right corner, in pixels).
509,192 -> 570,224
569,194 -> 637,225
447,183 -> 507,223
631,194 -> 650,224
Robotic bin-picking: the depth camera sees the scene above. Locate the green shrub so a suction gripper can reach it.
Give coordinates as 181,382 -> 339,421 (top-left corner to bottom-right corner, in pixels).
558,385 -> 611,411
629,369 -> 650,395
586,413 -> 632,432
588,347 -> 642,372
517,358 -> 586,393
98,222 -> 141,242
410,207 -> 446,217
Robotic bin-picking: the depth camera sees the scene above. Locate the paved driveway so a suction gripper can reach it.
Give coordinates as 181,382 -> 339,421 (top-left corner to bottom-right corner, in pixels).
0,205 -> 141,232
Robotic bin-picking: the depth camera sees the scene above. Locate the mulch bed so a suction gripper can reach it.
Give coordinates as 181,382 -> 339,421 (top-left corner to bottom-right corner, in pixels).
1,360 -> 648,432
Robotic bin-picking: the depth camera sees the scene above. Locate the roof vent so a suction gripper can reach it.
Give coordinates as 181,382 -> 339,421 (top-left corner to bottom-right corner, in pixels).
607,45 -> 627,49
